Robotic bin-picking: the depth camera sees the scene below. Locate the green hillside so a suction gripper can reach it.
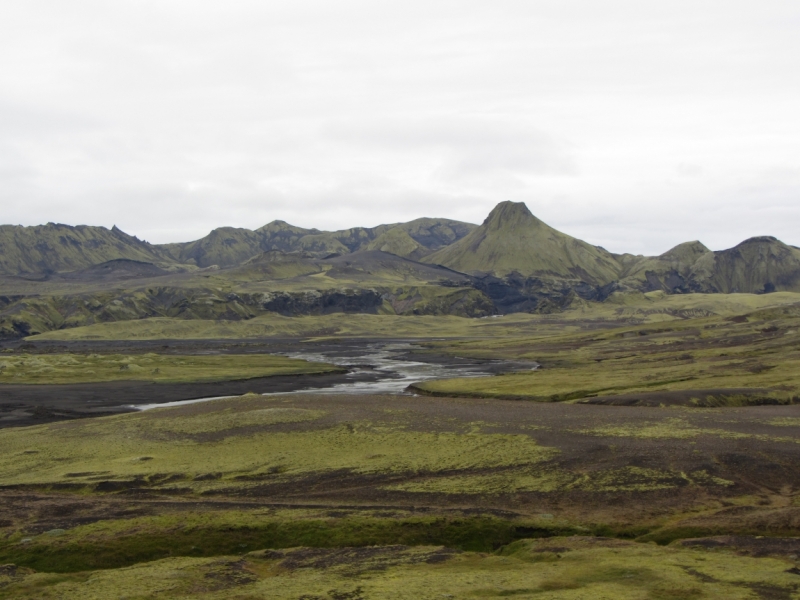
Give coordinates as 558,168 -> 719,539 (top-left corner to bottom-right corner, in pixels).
158,227 -> 266,268
365,217 -> 475,259
423,201 -> 622,284
618,241 -> 712,292
617,237 -> 800,294
0,224 -> 174,275
690,236 -> 800,293
157,218 -> 476,269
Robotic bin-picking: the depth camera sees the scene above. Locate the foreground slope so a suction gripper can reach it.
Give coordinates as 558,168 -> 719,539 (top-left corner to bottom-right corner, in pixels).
0,387 -> 799,577
2,538 -> 797,599
423,201 -> 622,284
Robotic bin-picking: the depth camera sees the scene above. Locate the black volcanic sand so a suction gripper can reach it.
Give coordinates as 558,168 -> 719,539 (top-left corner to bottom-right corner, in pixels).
0,371 -> 374,428
0,338 -> 518,428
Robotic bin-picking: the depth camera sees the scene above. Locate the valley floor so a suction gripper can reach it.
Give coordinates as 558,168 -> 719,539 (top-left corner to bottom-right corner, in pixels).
2,292 -> 800,597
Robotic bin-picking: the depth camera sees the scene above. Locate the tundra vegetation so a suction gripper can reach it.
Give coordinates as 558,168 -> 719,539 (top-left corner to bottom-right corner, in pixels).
1,294 -> 800,596
0,353 -> 340,384
2,203 -> 800,597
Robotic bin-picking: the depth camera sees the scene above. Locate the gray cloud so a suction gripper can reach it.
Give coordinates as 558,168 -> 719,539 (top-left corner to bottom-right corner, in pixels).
1,1 -> 799,253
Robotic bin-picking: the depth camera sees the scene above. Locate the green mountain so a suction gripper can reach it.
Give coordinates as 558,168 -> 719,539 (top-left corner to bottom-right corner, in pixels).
689,236 -> 800,294
422,201 -> 622,285
158,218 -> 476,269
3,205 -> 800,339
617,241 -> 712,293
615,237 -> 800,294
0,223 -> 175,276
365,218 -> 475,260
158,227 -> 267,268
0,216 -> 476,275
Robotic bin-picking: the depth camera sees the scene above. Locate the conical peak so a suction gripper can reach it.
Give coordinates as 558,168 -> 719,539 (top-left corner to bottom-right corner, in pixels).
482,201 -> 539,230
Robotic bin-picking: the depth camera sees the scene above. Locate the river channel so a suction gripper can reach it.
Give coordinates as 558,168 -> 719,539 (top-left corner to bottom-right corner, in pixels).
135,342 -> 537,410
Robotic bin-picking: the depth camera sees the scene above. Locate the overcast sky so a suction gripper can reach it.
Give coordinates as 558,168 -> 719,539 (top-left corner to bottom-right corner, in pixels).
1,1 -> 799,255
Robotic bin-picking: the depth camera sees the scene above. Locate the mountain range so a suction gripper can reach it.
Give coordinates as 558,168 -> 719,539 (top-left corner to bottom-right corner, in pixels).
0,218 -> 475,275
2,201 -> 800,338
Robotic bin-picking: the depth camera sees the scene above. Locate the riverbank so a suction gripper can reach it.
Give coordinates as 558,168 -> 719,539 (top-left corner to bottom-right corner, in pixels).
0,339 -> 535,428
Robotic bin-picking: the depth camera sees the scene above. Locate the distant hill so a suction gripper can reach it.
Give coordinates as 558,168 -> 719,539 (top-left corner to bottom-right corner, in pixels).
157,218 -> 476,268
225,249 -> 472,288
617,241 -> 712,293
52,259 -> 175,282
3,204 -> 800,301
689,236 -> 800,293
0,218 -> 475,275
365,218 -> 475,260
0,223 -> 174,276
617,237 -> 800,294
157,227 -> 269,269
422,201 -> 622,285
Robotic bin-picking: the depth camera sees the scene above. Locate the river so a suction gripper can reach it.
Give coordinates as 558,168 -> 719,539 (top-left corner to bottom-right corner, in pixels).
135,342 -> 537,410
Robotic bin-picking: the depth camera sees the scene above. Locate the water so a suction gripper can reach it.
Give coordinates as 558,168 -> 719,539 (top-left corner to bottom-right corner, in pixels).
135,342 -> 536,411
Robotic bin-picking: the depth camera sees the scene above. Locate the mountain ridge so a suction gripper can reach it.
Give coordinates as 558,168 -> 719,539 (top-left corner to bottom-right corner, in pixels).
3,202 -> 800,299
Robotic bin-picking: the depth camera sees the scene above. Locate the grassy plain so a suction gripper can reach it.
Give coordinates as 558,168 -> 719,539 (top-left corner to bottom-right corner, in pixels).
0,353 -> 339,384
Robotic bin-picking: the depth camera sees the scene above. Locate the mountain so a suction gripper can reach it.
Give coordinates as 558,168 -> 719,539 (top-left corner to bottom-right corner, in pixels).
0,216 -> 475,275
617,241 -> 712,293
0,223 -> 175,276
615,237 -> 800,294
689,236 -> 800,293
158,227 -> 267,268
157,218 -> 476,269
3,204 -> 800,305
364,218 -> 476,260
422,201 -> 622,285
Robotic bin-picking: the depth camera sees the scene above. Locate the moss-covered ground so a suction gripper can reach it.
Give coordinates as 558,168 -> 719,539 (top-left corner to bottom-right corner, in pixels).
0,352 -> 339,384
27,290 -> 800,341
3,293 -> 800,595
412,298 -> 800,405
2,537 -> 799,598
0,390 -> 799,581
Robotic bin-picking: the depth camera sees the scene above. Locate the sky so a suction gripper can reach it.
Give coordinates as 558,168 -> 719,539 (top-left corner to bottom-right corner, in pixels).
1,1 -> 799,255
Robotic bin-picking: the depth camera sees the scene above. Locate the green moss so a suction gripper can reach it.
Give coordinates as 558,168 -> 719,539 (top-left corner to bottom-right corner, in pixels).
578,418 -> 798,445
0,399 -> 556,490
0,512 -> 555,572
2,537 -> 798,598
0,352 -> 339,384
411,298 -> 800,404
26,290 -> 800,342
765,417 -> 800,427
383,464 -> 737,496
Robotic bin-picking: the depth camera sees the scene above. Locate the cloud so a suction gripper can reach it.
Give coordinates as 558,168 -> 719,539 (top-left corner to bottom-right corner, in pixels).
0,1 -> 799,252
